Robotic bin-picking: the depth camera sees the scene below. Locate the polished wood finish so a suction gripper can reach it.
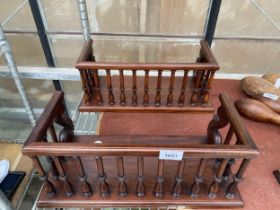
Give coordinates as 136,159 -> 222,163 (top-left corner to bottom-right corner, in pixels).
154,159 -> 164,197
208,159 -> 228,198
190,158 -> 207,198
105,69 -> 115,105
116,156 -> 128,196
95,157 -> 110,196
22,91 -> 258,208
92,70 -> 103,105
22,38 -> 258,208
241,76 -> 280,97
75,39 -> 220,112
155,70 -> 162,106
49,124 -> 58,142
73,156 -> 92,197
32,156 -> 56,197
46,157 -> 58,179
76,62 -> 219,71
226,159 -> 250,199
235,98 -> 280,125
167,71 -> 176,106
119,70 -> 126,106
191,70 -> 203,105
172,159 -> 185,197
136,157 -> 145,197
178,70 -> 189,106
252,94 -> 280,114
36,157 -> 245,208
262,73 -> 280,85
79,103 -> 215,113
132,71 -> 137,106
80,71 -> 91,103
53,157 -> 74,196
143,70 -> 150,106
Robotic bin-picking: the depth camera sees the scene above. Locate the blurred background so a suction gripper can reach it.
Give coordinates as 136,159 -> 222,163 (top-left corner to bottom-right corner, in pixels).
1,0 -> 280,142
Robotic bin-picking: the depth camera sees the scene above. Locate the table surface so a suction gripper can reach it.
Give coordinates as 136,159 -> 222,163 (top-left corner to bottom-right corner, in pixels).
99,79 -> 280,210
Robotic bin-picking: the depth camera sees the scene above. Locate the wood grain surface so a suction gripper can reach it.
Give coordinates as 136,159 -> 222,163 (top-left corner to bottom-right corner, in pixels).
235,98 -> 280,125
262,73 -> 280,86
240,76 -> 280,97
252,94 -> 280,114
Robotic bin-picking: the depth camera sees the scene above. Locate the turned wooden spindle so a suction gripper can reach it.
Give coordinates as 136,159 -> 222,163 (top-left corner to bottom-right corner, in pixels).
41,133 -> 59,179
226,159 -> 250,199
119,70 -> 126,106
92,70 -> 103,105
46,157 -> 59,179
132,71 -> 137,106
167,71 -> 176,106
49,124 -> 58,142
73,156 -> 92,197
172,159 -> 185,197
32,156 -> 56,197
79,70 -> 90,104
202,71 -> 215,105
154,159 -> 164,197
143,70 -> 150,106
53,157 -> 74,196
85,70 -> 93,95
106,69 -> 115,105
191,70 -> 203,105
190,159 -> 207,197
116,157 -> 128,196
199,71 -> 210,105
224,126 -> 234,145
155,70 -> 162,106
222,126 -> 236,180
199,71 -> 207,88
197,70 -> 208,105
235,98 -> 280,125
95,157 -> 109,196
178,70 -> 188,106
208,159 -> 228,198
136,157 -> 145,197
86,69 -> 95,93
89,70 -> 96,92
223,159 -> 235,181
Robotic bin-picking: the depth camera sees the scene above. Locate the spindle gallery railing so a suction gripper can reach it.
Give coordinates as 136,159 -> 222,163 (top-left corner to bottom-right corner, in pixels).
22,91 -> 258,209
75,39 -> 220,113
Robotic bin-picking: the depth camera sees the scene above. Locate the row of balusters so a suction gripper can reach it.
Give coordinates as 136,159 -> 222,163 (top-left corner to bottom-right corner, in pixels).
80,69 -> 215,106
32,155 -> 249,199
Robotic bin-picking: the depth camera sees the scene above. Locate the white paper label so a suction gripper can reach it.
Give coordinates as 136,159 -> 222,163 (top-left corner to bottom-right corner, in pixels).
159,150 -> 184,161
263,93 -> 279,101
275,78 -> 280,89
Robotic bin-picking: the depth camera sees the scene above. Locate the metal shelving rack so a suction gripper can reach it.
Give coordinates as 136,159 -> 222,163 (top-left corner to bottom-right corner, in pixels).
0,0 -> 96,209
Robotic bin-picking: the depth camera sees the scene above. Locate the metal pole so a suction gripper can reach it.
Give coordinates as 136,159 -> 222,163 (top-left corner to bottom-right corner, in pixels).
1,21 -> 35,210
77,0 -> 91,40
29,0 -> 71,117
76,0 -> 101,133
28,0 -> 62,90
205,0 -> 222,46
0,25 -> 36,127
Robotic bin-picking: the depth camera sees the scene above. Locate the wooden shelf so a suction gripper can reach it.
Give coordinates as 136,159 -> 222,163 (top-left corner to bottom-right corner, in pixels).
38,156 -> 243,208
